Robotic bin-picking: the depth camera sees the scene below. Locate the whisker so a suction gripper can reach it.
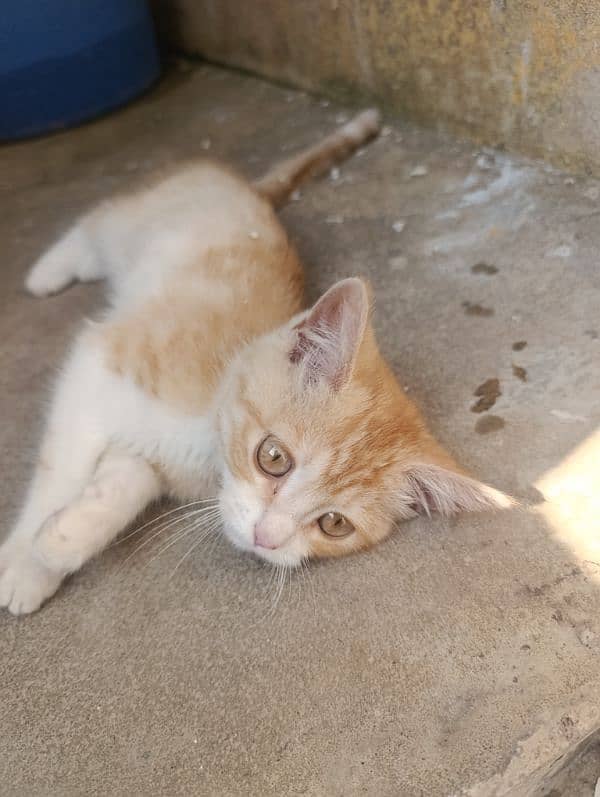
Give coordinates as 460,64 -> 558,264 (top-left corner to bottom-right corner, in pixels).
264,564 -> 280,621
134,505 -> 220,549
112,498 -> 219,547
296,561 -> 304,607
264,561 -> 277,595
280,567 -> 288,611
302,558 -> 317,616
141,517 -> 221,573
147,509 -> 221,558
117,506 -> 221,570
169,519 -> 222,578
297,559 -> 307,609
249,562 -> 286,628
269,564 -> 286,619
169,532 -> 219,576
205,527 -> 222,560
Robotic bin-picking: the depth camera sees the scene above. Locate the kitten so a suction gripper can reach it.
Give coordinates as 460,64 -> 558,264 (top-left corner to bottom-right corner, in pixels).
0,110 -> 510,615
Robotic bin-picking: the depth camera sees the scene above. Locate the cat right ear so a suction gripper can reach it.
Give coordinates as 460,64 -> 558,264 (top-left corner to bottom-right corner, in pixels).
289,278 -> 369,391
400,462 -> 513,518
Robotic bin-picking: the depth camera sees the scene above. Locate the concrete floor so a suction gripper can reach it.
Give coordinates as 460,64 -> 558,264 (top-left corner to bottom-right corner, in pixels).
1,63 -> 599,796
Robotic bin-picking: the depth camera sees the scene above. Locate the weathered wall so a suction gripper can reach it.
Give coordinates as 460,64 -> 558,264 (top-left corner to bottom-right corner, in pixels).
151,0 -> 600,174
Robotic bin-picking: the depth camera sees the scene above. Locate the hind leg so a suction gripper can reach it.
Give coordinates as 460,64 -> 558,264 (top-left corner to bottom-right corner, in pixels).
25,223 -> 103,297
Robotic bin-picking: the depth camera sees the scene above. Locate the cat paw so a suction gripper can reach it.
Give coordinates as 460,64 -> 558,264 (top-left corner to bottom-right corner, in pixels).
0,544 -> 63,615
25,228 -> 98,297
35,511 -> 87,573
25,256 -> 73,297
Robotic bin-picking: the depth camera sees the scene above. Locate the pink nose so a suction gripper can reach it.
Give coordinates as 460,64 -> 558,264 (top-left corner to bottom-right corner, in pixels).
254,523 -> 279,550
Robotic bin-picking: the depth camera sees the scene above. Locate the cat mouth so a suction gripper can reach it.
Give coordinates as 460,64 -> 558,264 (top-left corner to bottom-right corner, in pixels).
250,542 -> 301,569
219,503 -> 303,566
221,522 -> 289,563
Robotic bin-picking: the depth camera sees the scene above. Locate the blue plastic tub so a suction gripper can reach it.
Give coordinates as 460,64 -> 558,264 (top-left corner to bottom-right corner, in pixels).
1,0 -> 160,140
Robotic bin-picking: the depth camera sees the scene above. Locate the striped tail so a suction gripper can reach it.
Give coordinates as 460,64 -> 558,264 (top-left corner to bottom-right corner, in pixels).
255,109 -> 381,208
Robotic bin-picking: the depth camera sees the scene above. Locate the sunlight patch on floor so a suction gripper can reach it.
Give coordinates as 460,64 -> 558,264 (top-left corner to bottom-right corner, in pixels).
536,427 -> 600,567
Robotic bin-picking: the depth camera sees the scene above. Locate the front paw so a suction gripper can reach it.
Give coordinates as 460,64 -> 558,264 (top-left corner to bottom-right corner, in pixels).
34,511 -> 88,574
0,543 -> 63,615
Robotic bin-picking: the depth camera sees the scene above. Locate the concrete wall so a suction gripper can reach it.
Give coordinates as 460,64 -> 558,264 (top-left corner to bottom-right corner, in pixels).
152,1 -> 600,174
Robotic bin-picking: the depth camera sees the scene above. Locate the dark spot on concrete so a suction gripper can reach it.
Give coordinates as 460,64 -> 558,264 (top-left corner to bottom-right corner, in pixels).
512,364 -> 527,382
475,415 -> 505,434
462,301 -> 494,316
523,567 -> 582,597
585,329 -> 598,339
471,261 -> 498,275
512,676 -> 519,683
520,644 -> 531,651
560,715 -> 575,735
512,340 -> 527,351
552,609 -> 564,622
472,377 -> 501,412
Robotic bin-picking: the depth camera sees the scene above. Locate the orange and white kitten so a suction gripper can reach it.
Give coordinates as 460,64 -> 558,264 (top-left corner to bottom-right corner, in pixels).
0,110 -> 509,615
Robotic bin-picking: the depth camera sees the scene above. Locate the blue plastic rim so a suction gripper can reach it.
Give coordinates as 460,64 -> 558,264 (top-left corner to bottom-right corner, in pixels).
0,0 -> 161,141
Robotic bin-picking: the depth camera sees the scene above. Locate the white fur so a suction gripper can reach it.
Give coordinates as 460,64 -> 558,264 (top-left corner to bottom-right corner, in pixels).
0,332 -> 219,614
25,226 -> 101,296
1,164 -> 269,614
27,163 -> 279,312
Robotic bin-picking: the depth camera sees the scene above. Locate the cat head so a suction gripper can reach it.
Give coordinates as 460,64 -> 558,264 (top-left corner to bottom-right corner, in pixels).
216,278 -> 511,567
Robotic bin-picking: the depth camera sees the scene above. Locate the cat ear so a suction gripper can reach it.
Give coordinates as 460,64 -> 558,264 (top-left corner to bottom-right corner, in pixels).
402,463 -> 513,517
289,278 -> 369,390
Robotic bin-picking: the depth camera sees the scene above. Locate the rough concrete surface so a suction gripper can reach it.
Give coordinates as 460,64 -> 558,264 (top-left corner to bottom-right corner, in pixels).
152,0 -> 600,177
1,63 -> 600,796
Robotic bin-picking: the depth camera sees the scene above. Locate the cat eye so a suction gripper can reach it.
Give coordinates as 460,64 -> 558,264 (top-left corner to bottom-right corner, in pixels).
318,511 -> 355,538
256,435 -> 293,477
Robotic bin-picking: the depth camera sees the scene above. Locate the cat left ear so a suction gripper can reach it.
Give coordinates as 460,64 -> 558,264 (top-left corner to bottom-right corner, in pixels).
402,463 -> 513,517
289,278 -> 369,390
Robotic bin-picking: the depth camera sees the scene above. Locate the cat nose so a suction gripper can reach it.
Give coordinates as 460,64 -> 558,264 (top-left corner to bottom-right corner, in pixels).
253,522 -> 279,550
254,512 -> 295,550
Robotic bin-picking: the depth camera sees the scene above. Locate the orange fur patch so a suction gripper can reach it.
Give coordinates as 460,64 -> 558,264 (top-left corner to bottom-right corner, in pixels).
103,236 -> 303,414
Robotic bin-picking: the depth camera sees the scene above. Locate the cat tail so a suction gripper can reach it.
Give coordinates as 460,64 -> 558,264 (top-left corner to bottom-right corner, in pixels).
254,108 -> 382,208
